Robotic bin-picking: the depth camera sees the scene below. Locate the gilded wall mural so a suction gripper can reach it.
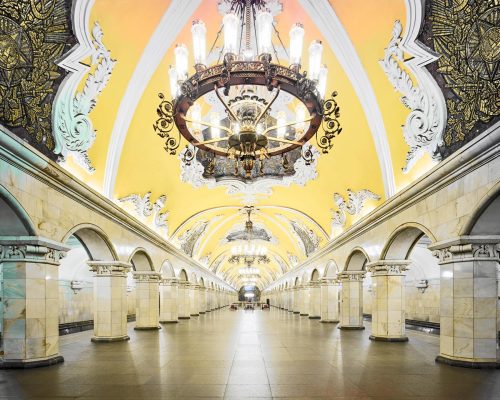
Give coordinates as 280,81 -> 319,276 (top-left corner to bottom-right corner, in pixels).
422,0 -> 499,155
0,0 -> 73,157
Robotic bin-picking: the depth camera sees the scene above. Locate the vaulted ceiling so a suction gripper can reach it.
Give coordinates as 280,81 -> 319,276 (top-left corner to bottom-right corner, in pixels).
60,0 -> 440,289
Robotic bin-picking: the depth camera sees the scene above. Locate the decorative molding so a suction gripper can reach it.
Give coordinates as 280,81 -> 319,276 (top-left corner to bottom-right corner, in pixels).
118,192 -> 169,235
338,271 -> 366,281
179,145 -> 319,204
54,20 -> 116,172
88,261 -> 132,276
331,189 -> 380,232
276,214 -> 321,257
103,0 -> 202,197
367,260 -> 411,276
287,252 -> 298,267
0,244 -> 66,265
299,0 -> 395,198
177,220 -> 210,257
133,271 -> 161,282
380,19 -> 444,172
431,241 -> 500,264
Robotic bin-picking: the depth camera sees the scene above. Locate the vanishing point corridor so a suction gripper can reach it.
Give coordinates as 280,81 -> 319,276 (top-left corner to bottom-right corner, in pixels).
1,309 -> 499,400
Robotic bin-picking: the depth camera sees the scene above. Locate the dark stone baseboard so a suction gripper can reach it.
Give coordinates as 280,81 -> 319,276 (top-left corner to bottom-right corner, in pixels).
435,355 -> 500,369
190,313 -> 199,317
134,326 -> 161,331
91,335 -> 130,343
199,311 -> 206,314
369,335 -> 408,342
308,316 -> 321,319
178,316 -> 191,320
338,326 -> 365,330
299,313 -> 309,316
320,320 -> 338,323
293,311 -> 300,314
0,355 -> 64,369
59,315 -> 136,336
160,320 -> 179,324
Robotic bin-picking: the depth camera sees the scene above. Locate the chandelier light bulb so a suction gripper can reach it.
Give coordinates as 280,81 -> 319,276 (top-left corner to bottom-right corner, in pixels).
175,44 -> 189,81
295,104 -> 307,135
289,23 -> 305,67
191,20 -> 207,66
190,103 -> 202,135
256,10 -> 273,55
210,112 -> 220,138
168,66 -> 178,98
318,65 -> 328,98
308,40 -> 323,81
223,12 -> 239,55
277,111 -> 287,138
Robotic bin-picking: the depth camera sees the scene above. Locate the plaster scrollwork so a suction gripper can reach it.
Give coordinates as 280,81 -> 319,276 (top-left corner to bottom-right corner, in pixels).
276,214 -> 321,256
330,189 -> 381,233
119,192 -> 169,236
338,272 -> 366,281
177,221 -> 210,257
54,20 -> 116,172
432,242 -> 500,263
287,252 -> 299,267
179,145 -> 319,204
380,19 -> 444,172
0,244 -> 66,264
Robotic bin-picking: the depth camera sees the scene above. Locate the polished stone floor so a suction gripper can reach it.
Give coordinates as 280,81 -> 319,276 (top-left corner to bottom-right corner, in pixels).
1,308 -> 499,399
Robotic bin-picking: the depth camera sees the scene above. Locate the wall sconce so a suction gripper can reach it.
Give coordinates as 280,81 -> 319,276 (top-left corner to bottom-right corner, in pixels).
416,279 -> 428,293
70,280 -> 85,294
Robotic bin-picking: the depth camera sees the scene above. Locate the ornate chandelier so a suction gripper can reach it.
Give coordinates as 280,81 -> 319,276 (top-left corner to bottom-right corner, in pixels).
154,0 -> 341,180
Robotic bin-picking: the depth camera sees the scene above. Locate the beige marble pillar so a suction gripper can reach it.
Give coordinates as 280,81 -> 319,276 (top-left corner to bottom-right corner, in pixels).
288,289 -> 295,312
0,239 -> 67,368
338,271 -> 365,330
133,271 -> 161,330
320,278 -> 340,323
308,281 -> 321,319
300,285 -> 310,316
190,284 -> 199,316
293,287 -> 300,314
199,287 -> 207,314
431,240 -> 500,368
88,261 -> 131,342
159,278 -> 178,323
367,261 -> 410,342
177,281 -> 191,319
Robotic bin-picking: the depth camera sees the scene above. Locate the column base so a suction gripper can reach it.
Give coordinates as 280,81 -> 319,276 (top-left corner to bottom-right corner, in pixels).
435,355 -> 500,369
190,313 -> 199,317
205,310 -> 211,313
134,326 -> 161,331
320,320 -> 339,323
338,326 -> 365,330
293,311 -> 300,314
199,311 -> 206,314
369,335 -> 408,342
308,316 -> 321,319
299,313 -> 309,316
288,310 -> 294,313
91,335 -> 130,343
0,355 -> 64,369
178,316 -> 191,320
160,320 -> 178,324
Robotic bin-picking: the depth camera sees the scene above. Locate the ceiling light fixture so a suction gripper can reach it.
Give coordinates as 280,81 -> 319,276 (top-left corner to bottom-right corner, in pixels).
154,0 -> 342,180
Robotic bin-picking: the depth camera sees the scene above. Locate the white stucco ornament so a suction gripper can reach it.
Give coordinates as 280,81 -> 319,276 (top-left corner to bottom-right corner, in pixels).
330,189 -> 380,234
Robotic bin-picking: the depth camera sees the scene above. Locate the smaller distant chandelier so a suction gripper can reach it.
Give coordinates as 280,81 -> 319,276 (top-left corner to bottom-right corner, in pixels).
229,243 -> 270,266
239,266 -> 260,276
154,0 -> 342,179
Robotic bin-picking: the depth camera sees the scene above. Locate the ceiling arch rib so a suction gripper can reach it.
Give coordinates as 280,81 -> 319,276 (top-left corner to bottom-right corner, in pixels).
103,0 -> 201,198
299,0 -> 396,198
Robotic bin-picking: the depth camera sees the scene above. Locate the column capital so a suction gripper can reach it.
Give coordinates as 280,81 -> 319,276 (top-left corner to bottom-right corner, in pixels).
308,281 -> 320,288
319,277 -> 340,285
0,237 -> 69,265
88,261 -> 132,276
160,277 -> 178,285
428,236 -> 500,264
133,271 -> 161,282
366,260 -> 411,276
338,271 -> 366,281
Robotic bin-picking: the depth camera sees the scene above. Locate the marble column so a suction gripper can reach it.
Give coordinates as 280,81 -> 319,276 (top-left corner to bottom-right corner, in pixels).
199,287 -> 207,314
88,261 -> 131,342
133,271 -> 161,330
308,281 -> 321,319
338,271 -> 365,330
367,261 -> 410,342
177,281 -> 191,319
431,240 -> 500,368
190,284 -> 199,316
293,287 -> 300,314
159,278 -> 178,323
0,239 -> 67,368
300,285 -> 310,316
288,289 -> 295,312
320,278 -> 340,323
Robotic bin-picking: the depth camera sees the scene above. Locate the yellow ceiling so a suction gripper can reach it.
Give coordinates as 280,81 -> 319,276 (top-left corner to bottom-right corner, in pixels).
62,0 -> 438,288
